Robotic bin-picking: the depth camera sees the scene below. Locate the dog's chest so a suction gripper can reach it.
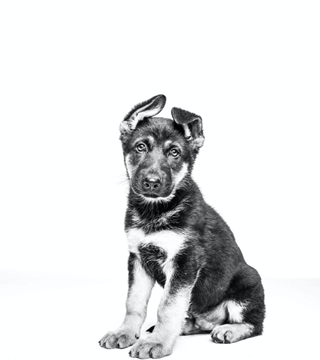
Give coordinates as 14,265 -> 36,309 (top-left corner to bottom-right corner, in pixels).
126,228 -> 186,266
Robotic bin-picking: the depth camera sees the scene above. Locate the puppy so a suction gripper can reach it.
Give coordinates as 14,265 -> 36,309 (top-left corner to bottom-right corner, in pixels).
99,95 -> 265,358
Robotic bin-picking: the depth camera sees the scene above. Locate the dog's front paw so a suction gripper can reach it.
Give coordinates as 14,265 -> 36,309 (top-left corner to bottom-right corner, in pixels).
99,328 -> 139,349
129,339 -> 172,359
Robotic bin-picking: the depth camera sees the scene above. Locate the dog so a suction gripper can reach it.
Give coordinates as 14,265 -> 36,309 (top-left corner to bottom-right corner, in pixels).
99,95 -> 265,358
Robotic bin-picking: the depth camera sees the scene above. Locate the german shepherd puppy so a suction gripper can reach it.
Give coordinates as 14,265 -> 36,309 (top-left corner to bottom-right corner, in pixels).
99,95 -> 265,358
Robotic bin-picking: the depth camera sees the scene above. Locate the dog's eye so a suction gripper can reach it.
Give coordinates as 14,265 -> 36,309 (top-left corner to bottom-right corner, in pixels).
169,148 -> 180,158
136,143 -> 147,153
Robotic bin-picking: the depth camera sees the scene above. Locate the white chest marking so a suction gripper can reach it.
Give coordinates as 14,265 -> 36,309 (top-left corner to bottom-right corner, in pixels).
126,228 -> 186,262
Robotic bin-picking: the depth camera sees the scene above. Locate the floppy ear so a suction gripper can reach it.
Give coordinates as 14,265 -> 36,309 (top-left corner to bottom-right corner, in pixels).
171,107 -> 205,148
120,94 -> 166,135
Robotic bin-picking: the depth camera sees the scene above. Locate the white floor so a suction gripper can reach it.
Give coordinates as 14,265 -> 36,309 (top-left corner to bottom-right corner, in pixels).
1,273 -> 319,360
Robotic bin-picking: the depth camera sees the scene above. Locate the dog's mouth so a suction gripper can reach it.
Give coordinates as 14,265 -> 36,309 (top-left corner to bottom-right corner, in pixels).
131,183 -> 174,201
140,192 -> 174,201
142,193 -> 162,199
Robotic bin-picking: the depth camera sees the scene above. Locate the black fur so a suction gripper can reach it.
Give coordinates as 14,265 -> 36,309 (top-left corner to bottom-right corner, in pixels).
138,244 -> 167,287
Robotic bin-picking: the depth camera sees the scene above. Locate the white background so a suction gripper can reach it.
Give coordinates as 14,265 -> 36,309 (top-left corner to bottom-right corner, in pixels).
1,2 -> 320,360
1,0 -> 319,279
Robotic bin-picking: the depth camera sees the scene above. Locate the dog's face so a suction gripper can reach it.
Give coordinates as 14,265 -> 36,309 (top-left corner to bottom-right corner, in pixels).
120,95 -> 205,201
123,118 -> 191,199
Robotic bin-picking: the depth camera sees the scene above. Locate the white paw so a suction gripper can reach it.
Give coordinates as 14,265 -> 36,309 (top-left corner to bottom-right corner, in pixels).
211,323 -> 253,344
99,328 -> 139,349
211,325 -> 235,344
129,338 -> 172,359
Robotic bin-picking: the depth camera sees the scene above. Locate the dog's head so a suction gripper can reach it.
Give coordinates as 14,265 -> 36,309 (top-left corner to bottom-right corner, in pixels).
120,95 -> 205,201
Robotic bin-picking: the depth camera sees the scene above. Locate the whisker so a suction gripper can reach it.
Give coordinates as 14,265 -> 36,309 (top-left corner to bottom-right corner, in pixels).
115,173 -> 130,188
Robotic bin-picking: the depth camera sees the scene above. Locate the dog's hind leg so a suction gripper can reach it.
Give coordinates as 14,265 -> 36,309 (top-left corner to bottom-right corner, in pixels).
182,303 -> 228,335
211,267 -> 265,344
210,299 -> 263,344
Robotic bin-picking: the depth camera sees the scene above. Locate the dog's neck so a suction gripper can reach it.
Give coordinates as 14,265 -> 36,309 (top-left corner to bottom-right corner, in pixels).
126,176 -> 197,233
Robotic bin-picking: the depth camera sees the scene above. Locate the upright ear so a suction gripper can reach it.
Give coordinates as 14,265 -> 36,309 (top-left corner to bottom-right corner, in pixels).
120,95 -> 166,135
171,107 -> 205,148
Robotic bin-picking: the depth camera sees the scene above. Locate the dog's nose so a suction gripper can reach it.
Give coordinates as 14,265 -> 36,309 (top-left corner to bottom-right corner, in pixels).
143,176 -> 162,192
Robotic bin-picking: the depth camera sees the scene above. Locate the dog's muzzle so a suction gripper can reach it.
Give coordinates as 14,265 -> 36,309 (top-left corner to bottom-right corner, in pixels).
132,168 -> 173,199
141,174 -> 164,197
143,175 -> 161,192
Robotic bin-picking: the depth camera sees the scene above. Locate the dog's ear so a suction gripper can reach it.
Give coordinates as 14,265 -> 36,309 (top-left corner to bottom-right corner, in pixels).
171,107 -> 205,148
120,95 -> 166,136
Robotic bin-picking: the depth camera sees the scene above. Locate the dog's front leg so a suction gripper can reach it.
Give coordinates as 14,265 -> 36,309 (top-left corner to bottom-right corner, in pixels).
129,264 -> 195,359
99,253 -> 155,349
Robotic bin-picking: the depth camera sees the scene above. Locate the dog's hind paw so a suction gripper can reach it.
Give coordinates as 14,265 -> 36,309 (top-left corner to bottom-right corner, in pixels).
211,323 -> 254,344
